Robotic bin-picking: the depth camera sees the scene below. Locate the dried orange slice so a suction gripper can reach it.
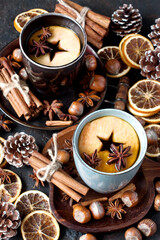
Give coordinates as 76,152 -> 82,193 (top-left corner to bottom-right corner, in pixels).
128,79 -> 160,113
127,103 -> 159,117
0,169 -> 22,203
21,210 -> 60,240
14,9 -> 48,33
15,190 -> 50,219
142,112 -> 160,123
97,46 -> 130,78
0,137 -> 7,168
120,34 -> 154,69
144,124 -> 160,157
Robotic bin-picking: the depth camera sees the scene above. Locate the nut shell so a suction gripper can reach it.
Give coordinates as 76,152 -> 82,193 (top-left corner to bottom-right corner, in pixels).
85,55 -> 97,72
89,75 -> 106,92
89,201 -> 105,220
125,227 -> 142,240
19,68 -> 28,81
68,101 -> 84,116
155,181 -> 160,193
79,233 -> 97,240
105,59 -> 121,75
137,218 -> 157,237
73,205 -> 91,224
121,190 -> 139,207
154,193 -> 160,211
57,149 -> 70,164
12,48 -> 23,62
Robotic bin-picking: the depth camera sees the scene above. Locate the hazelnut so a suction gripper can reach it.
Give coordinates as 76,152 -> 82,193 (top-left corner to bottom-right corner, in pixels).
57,149 -> 70,164
155,181 -> 160,193
154,193 -> 160,211
68,101 -> 84,116
89,74 -> 106,92
85,55 -> 97,72
137,218 -> 157,237
124,227 -> 142,240
105,59 -> 121,75
73,204 -> 91,224
19,68 -> 28,81
79,233 -> 97,240
145,128 -> 158,145
89,201 -> 105,220
121,190 -> 139,208
12,48 -> 23,62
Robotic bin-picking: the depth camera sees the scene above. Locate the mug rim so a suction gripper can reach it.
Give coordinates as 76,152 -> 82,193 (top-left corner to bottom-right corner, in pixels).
73,108 -> 147,176
19,12 -> 87,70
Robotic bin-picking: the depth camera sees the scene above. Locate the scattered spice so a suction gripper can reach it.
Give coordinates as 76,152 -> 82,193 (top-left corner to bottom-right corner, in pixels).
108,143 -> 131,171
29,39 -> 52,57
38,27 -> 52,41
0,114 -> 13,132
64,139 -> 73,154
29,169 -> 45,188
58,113 -> 78,122
106,199 -> 126,219
77,91 -> 100,107
43,100 -> 63,121
79,71 -> 95,90
0,168 -> 11,184
7,54 -> 21,69
83,149 -> 101,168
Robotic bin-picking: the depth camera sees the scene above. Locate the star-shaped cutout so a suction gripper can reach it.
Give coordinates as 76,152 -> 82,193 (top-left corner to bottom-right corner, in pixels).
98,132 -> 122,151
46,40 -> 67,61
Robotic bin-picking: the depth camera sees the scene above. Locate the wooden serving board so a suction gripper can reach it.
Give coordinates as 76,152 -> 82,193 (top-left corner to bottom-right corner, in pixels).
43,125 -> 160,233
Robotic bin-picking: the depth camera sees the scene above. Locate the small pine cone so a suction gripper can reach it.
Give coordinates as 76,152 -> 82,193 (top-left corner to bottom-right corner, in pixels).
139,48 -> 160,81
0,202 -> 21,239
4,132 -> 38,168
148,18 -> 160,47
111,4 -> 142,37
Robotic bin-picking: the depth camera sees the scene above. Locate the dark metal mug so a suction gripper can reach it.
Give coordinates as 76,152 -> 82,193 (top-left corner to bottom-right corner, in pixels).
19,13 -> 87,95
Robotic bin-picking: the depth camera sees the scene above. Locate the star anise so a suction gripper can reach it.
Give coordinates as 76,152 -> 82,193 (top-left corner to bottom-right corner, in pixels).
29,169 -> 45,188
77,91 -> 100,107
83,149 -> 101,168
79,71 -> 95,90
7,54 -> 21,69
0,168 -> 11,184
108,143 -> 132,171
58,113 -> 78,122
64,139 -> 73,154
38,27 -> 52,41
106,199 -> 126,220
43,100 -> 63,120
29,39 -> 52,57
0,114 -> 13,132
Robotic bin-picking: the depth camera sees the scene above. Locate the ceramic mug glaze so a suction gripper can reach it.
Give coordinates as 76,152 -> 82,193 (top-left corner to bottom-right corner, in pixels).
73,109 -> 147,194
19,13 -> 87,95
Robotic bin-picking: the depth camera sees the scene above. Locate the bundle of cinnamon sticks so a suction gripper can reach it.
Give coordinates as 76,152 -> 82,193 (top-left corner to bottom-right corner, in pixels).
0,57 -> 43,120
54,0 -> 111,49
29,150 -> 89,202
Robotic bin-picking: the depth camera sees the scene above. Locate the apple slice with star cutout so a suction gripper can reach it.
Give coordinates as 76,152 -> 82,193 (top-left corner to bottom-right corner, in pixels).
28,26 -> 81,66
78,116 -> 140,173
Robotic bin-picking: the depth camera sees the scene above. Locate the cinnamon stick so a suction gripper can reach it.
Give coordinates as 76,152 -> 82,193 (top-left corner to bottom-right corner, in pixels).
55,4 -> 103,43
32,162 -> 82,202
29,152 -> 89,196
29,91 -> 43,110
63,0 -> 111,29
73,197 -> 108,208
108,183 -> 136,202
46,120 -> 73,127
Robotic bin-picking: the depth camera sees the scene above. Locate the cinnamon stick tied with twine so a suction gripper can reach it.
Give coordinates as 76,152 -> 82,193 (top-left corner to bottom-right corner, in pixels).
54,0 -> 111,49
29,134 -> 89,202
0,57 -> 43,120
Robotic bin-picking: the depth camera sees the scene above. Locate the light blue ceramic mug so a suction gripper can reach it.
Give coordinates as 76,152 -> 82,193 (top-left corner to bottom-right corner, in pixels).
73,109 -> 147,194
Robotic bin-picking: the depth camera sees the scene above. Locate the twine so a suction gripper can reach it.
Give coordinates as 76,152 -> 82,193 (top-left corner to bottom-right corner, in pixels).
0,73 -> 30,105
57,0 -> 90,28
36,134 -> 62,182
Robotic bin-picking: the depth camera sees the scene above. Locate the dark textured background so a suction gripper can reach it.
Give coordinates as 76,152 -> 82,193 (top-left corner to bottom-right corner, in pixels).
0,0 -> 160,239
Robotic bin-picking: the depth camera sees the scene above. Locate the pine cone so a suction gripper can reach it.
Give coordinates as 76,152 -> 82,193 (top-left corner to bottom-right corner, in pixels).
139,48 -> 160,81
148,18 -> 160,47
111,4 -> 142,37
4,132 -> 38,168
0,202 -> 21,239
